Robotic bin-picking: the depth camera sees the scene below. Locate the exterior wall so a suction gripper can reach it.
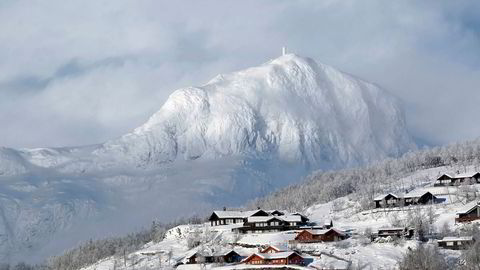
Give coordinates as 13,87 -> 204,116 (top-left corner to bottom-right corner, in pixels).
439,240 -> 474,250
245,255 -> 265,265
295,231 -> 314,241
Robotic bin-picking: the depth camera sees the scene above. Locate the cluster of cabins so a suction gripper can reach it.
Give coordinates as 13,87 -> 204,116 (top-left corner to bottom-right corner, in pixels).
209,209 -> 310,234
185,171 -> 480,267
373,190 -> 440,208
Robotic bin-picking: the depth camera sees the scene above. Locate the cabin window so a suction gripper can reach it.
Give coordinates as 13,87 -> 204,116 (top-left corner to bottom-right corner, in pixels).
457,241 -> 462,245
446,242 -> 454,246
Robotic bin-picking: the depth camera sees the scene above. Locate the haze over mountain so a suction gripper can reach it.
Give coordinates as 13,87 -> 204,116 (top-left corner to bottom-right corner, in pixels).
0,54 -> 414,262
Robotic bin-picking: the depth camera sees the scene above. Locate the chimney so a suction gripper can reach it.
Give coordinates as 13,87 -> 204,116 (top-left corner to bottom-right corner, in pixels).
223,206 -> 226,211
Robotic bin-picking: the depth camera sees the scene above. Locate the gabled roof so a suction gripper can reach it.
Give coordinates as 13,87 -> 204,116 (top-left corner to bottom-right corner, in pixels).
403,190 -> 435,199
247,214 -> 302,223
260,244 -> 288,253
247,216 -> 280,223
300,228 -> 345,236
437,172 -> 480,180
211,209 -> 266,219
374,193 -> 399,201
456,201 -> 480,215
244,251 -> 301,261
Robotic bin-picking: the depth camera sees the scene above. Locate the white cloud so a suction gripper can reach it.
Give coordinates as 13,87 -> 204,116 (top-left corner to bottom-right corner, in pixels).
1,0 -> 480,147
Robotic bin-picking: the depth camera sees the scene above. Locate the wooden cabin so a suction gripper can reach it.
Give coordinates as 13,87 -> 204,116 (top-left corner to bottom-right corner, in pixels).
234,214 -> 308,234
403,191 -> 438,206
438,236 -> 475,250
186,250 -> 243,264
455,201 -> 480,223
374,193 -> 400,208
243,251 -> 304,265
208,209 -> 268,226
294,228 -> 346,243
434,172 -> 480,187
375,227 -> 414,240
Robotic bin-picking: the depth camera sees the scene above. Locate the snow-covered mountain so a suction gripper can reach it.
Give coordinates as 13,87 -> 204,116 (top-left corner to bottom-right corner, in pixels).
0,54 -> 414,262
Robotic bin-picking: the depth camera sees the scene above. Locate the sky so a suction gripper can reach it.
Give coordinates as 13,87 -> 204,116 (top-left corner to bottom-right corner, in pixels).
1,0 -> 480,148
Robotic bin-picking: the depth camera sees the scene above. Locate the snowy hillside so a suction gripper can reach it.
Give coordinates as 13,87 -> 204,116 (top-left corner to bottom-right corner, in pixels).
77,165 -> 480,270
0,54 -> 414,263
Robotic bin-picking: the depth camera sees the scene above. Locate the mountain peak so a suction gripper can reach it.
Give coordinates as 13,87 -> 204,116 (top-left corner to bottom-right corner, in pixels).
101,55 -> 414,168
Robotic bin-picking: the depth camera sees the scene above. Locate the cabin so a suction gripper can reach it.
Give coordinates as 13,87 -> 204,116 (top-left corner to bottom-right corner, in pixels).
294,228 -> 346,243
233,214 -> 308,234
208,209 -> 269,226
260,245 -> 288,254
185,250 -> 243,264
243,251 -> 304,265
374,193 -> 400,208
438,236 -> 475,250
374,227 -> 414,240
434,172 -> 480,187
402,191 -> 438,206
455,201 -> 480,223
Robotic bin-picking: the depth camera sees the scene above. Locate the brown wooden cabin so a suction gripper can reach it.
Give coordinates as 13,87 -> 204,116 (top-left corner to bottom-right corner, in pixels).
208,209 -> 269,226
374,227 -> 414,240
438,236 -> 475,250
434,172 -> 480,187
374,193 -> 399,208
455,201 -> 480,223
186,250 -> 242,264
294,228 -> 346,243
243,251 -> 304,265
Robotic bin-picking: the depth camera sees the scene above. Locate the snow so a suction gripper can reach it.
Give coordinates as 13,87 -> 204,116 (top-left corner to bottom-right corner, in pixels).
0,54 -> 415,263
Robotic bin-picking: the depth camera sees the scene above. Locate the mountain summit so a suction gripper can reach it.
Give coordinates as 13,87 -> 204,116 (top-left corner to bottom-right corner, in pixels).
98,54 -> 413,169
0,54 -> 414,262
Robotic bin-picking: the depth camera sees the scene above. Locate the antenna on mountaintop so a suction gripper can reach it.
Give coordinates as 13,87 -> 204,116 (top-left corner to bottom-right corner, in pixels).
282,46 -> 287,56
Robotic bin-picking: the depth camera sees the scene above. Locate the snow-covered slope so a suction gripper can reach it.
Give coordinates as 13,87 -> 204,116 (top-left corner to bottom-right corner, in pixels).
0,54 -> 414,262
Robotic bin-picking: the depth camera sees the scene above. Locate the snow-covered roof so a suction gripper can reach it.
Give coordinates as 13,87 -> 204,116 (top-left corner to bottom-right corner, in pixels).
437,172 -> 480,180
373,193 -> 399,201
302,228 -> 345,236
247,251 -> 299,260
280,215 -> 302,222
456,201 -> 480,214
454,172 -> 480,178
438,236 -> 474,242
403,189 -> 433,198
261,244 -> 288,253
247,215 -> 302,223
247,216 -> 278,223
212,209 -> 263,219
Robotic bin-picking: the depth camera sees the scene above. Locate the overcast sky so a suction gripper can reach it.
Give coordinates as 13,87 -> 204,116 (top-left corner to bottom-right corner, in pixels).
1,0 -> 480,148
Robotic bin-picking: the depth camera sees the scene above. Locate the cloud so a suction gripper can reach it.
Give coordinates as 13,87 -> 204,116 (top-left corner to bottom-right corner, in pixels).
0,0 -> 480,147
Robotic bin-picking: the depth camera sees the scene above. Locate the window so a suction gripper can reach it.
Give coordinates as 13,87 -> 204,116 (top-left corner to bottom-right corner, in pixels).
457,241 -> 462,245
446,242 -> 454,246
